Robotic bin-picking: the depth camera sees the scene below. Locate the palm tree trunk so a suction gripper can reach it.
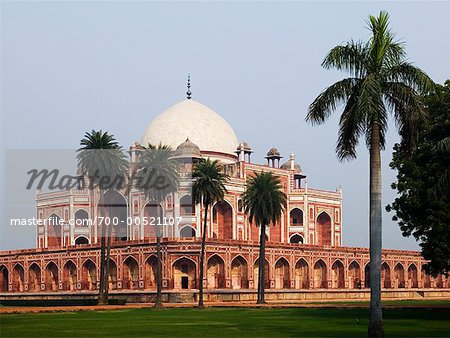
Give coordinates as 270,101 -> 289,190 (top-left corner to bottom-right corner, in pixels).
98,189 -> 107,305
104,204 -> 113,302
368,121 -> 384,337
257,224 -> 266,304
155,226 -> 163,308
198,202 -> 209,308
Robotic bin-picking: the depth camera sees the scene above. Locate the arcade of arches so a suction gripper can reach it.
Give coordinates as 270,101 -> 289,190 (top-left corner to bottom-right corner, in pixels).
0,242 -> 448,293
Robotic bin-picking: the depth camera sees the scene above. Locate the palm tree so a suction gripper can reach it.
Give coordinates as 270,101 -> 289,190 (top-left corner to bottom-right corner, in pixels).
306,11 -> 434,336
242,171 -> 286,304
77,130 -> 129,305
136,144 -> 179,307
192,159 -> 229,308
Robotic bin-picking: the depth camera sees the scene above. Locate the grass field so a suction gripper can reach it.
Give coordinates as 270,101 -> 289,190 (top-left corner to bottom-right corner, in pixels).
1,306 -> 450,337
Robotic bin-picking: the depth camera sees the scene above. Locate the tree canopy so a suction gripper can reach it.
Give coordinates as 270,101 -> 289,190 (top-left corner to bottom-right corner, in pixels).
387,80 -> 450,276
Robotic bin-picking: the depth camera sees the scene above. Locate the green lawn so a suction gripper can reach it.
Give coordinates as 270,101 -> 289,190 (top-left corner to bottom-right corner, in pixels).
1,307 -> 449,337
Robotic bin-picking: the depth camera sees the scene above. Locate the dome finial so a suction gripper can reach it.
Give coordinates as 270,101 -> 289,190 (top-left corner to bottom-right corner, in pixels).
186,74 -> 192,100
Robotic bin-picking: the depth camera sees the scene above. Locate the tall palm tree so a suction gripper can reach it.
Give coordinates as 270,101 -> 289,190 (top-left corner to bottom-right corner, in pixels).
136,144 -> 179,307
242,171 -> 286,304
192,159 -> 229,308
77,130 -> 129,305
306,11 -> 434,336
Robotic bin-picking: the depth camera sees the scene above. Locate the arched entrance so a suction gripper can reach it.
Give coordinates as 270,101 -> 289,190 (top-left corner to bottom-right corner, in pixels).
348,261 -> 361,289
295,259 -> 309,289
207,255 -> 225,288
275,258 -> 290,289
180,195 -> 194,216
12,264 -> 25,292
381,262 -> 391,288
28,263 -> 41,292
123,257 -> 139,289
331,260 -> 344,289
180,225 -> 196,238
317,212 -> 331,246
231,256 -> 248,289
74,236 -> 89,245
364,263 -> 370,288
107,259 -> 117,290
313,260 -> 327,288
0,265 -> 8,292
45,262 -> 59,291
99,190 -> 128,242
74,209 -> 89,226
81,259 -> 97,290
408,264 -> 418,288
421,267 -> 431,288
253,258 -> 270,289
173,258 -> 196,289
179,225 -> 196,238
63,261 -> 77,291
289,234 -> 304,244
47,213 -> 62,247
394,263 -> 405,288
213,201 -> 233,240
144,202 -> 163,238
290,208 -> 303,227
145,256 -> 157,289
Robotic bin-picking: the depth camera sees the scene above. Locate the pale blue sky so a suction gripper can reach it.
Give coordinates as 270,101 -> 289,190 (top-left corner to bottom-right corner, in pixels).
1,1 -> 449,250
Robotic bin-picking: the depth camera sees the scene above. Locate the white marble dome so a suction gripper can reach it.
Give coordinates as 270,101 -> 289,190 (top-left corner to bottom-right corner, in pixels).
141,99 -> 239,155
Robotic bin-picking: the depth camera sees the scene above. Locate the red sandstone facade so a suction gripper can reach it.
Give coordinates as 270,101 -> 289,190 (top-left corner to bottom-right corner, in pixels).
1,98 -> 448,298
1,158 -> 448,295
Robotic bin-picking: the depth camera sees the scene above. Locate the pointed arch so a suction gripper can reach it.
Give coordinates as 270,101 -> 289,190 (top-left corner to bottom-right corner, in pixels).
289,233 -> 304,244
180,194 -> 194,216
331,260 -> 344,288
394,263 -> 405,288
107,258 -> 117,290
74,209 -> 89,227
74,236 -> 89,245
364,262 -> 370,288
348,261 -> 361,289
317,211 -> 331,246
143,201 -> 163,238
231,255 -> 248,289
47,213 -> 62,247
253,257 -> 270,289
207,254 -> 225,288
213,200 -> 233,240
122,256 -> 139,289
63,260 -> 77,291
45,261 -> 59,291
275,257 -> 290,289
12,263 -> 25,292
407,263 -> 418,288
421,265 -> 431,288
294,258 -> 309,289
28,263 -> 41,292
381,262 -> 391,289
290,207 -> 304,227
0,265 -> 9,292
144,255 -> 157,289
313,259 -> 327,289
179,225 -> 196,238
98,189 -> 128,242
173,257 -> 196,289
81,259 -> 97,291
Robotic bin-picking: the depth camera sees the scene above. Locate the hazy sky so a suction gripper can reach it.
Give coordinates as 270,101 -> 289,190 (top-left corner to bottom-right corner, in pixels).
1,1 -> 449,250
